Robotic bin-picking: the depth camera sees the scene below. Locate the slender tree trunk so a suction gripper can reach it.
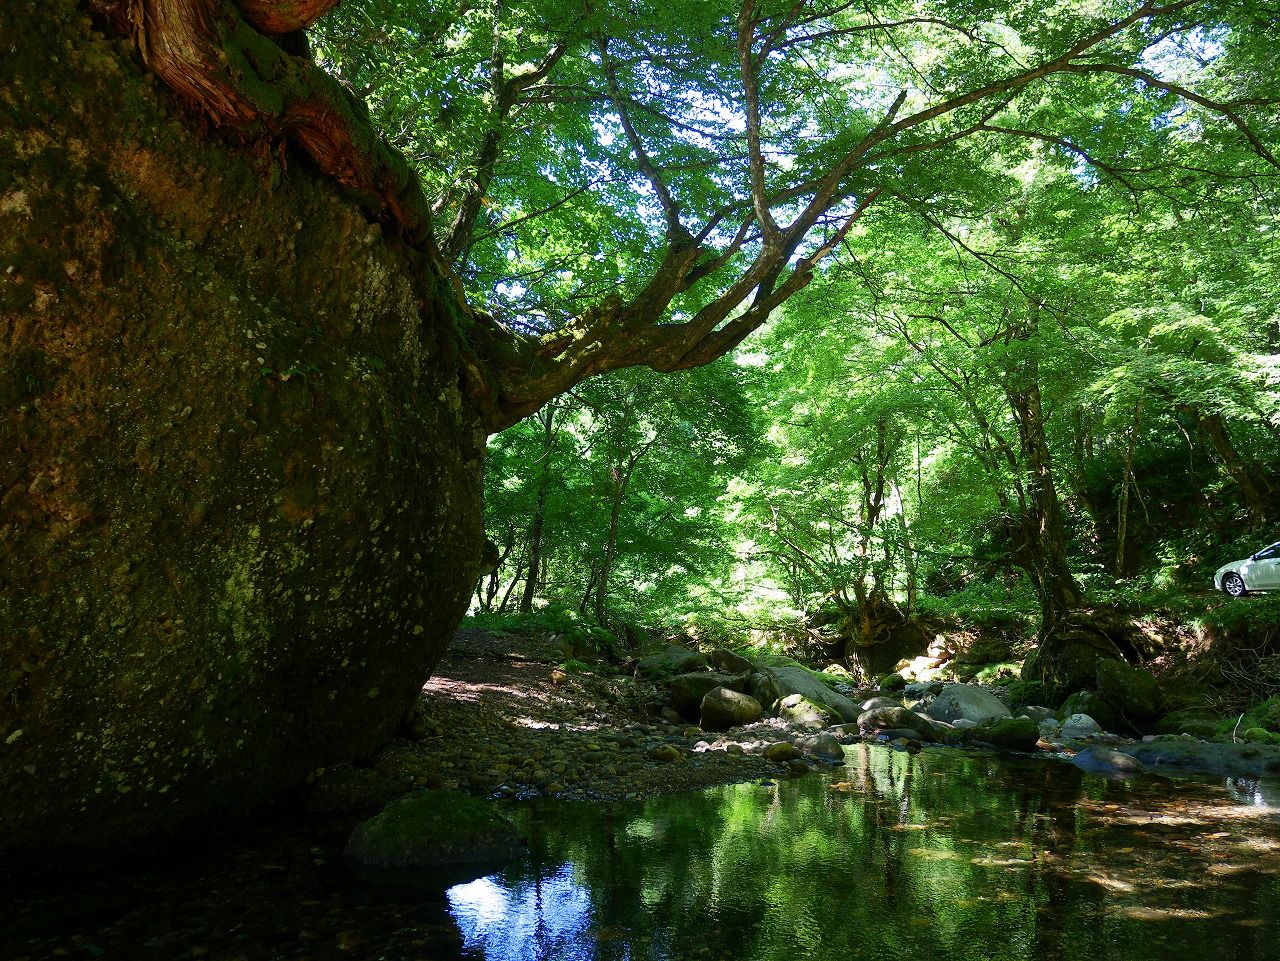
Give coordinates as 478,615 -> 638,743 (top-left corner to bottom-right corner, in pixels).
593,439 -> 654,621
1115,403 -> 1141,576
595,471 -> 628,622
482,531 -> 516,611
579,567 -> 599,615
893,477 -> 919,616
519,407 -> 557,613
498,558 -> 526,613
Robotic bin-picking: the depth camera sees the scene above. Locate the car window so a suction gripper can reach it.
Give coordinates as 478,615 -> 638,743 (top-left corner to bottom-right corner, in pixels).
1256,543 -> 1280,560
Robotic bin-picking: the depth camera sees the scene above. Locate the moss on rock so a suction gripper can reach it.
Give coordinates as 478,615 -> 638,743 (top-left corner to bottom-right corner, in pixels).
0,0 -> 483,867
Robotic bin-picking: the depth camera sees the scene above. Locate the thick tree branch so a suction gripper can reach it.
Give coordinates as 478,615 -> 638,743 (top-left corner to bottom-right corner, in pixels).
94,0 -> 434,241
235,0 -> 338,34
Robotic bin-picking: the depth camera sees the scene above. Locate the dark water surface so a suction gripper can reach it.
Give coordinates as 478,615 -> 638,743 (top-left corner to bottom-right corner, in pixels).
8,744 -> 1280,960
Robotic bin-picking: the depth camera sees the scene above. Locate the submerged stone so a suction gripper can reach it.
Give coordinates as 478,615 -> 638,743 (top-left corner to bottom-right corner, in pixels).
1071,746 -> 1146,779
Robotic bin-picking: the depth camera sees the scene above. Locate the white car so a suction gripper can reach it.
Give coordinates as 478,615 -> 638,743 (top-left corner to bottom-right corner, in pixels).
1215,541 -> 1280,597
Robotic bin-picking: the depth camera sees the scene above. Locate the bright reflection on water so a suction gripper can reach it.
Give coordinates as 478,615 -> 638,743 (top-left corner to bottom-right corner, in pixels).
446,745 -> 1280,961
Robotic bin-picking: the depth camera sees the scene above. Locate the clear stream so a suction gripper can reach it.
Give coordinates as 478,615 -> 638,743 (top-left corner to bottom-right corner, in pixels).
8,744 -> 1280,960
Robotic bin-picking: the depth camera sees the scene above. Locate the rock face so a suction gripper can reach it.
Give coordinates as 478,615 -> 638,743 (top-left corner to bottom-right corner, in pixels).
346,791 -> 525,868
925,685 -> 1012,725
750,666 -> 860,723
700,687 -> 763,731
1,1 -> 485,864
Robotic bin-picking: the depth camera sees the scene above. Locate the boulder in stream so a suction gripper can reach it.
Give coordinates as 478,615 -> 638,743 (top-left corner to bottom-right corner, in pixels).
1060,714 -> 1103,738
925,684 -> 1011,724
966,716 -> 1040,751
778,694 -> 841,729
858,706 -> 939,742
667,671 -> 743,718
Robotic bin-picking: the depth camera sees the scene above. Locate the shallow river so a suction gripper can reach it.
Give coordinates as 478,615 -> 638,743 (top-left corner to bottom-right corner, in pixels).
9,744 -> 1280,960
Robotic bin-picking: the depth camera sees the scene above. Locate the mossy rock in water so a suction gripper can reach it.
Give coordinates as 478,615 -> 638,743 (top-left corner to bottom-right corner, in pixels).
966,716 -> 1040,751
345,790 -> 525,869
877,673 -> 907,692
1094,658 -> 1162,721
1057,691 -> 1120,732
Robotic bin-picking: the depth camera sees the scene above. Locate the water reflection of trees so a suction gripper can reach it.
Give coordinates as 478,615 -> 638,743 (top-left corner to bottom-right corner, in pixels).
465,746 -> 1280,961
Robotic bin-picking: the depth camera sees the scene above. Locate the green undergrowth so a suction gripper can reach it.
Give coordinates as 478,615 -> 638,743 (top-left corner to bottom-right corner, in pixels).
464,605 -> 628,661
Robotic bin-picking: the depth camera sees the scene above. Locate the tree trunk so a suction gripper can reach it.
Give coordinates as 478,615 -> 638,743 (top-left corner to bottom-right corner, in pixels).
1195,410 -> 1273,524
519,408 -> 556,613
1115,404 -> 1141,576
1,0 -> 485,867
1006,376 -> 1082,633
595,471 -> 628,623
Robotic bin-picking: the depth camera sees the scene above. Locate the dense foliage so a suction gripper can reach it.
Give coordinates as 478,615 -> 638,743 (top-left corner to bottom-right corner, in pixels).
309,0 -> 1280,647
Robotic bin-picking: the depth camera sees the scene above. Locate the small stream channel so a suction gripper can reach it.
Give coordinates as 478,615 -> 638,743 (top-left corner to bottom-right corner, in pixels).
8,744 -> 1280,960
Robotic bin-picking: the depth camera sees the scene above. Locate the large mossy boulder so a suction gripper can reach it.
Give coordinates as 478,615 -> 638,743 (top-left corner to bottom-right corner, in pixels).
1056,691 -> 1121,732
707,648 -> 754,674
965,716 -> 1040,751
955,635 -> 1013,666
637,644 -> 708,680
345,791 -> 525,868
925,684 -> 1011,724
750,666 -> 860,723
778,693 -> 841,729
1,0 -> 485,866
700,687 -> 763,731
1094,658 -> 1162,721
666,671 -> 742,718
